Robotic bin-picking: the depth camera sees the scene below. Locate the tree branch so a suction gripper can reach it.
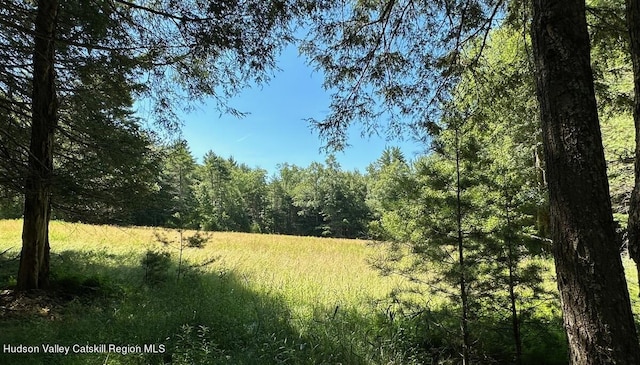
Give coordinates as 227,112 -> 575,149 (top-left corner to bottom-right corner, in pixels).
112,0 -> 217,23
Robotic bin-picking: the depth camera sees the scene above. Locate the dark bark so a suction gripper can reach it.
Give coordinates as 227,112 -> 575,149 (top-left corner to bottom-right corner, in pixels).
454,127 -> 471,365
507,248 -> 522,365
505,203 -> 522,365
626,0 -> 640,297
17,0 -> 58,291
531,1 -> 640,363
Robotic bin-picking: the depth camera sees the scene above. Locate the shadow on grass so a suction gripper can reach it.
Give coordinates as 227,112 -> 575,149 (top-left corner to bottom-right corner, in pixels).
0,248 -> 320,365
353,304 -> 569,365
1,247 -> 573,365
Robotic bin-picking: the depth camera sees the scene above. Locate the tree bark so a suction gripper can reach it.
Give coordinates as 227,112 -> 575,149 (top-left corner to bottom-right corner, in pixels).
531,1 -> 640,363
17,0 -> 58,291
626,0 -> 640,297
505,202 -> 523,365
454,126 -> 471,365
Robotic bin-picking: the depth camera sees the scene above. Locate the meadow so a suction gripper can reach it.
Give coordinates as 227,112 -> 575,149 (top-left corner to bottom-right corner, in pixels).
1,219 -> 639,364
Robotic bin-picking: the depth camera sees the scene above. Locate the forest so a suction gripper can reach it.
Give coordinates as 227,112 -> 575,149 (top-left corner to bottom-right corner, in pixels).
2,0 -> 640,364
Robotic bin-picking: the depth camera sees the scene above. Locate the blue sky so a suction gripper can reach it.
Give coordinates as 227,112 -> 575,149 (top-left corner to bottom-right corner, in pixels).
178,45 -> 425,175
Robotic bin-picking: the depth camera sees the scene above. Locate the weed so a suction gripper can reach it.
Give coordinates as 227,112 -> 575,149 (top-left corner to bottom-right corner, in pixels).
169,324 -> 226,364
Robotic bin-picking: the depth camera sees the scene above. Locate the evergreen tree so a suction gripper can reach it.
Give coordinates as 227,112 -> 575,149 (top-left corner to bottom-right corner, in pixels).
301,1 -> 640,361
532,1 -> 640,362
292,161 -> 326,236
365,147 -> 415,241
234,165 -> 269,233
197,152 -> 233,231
163,140 -> 199,229
265,163 -> 303,235
626,0 -> 640,295
0,0 -> 298,290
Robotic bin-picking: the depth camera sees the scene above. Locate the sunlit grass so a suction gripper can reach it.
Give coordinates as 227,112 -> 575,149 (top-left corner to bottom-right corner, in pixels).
1,218 -> 404,310
1,219 -> 412,364
1,219 -> 638,364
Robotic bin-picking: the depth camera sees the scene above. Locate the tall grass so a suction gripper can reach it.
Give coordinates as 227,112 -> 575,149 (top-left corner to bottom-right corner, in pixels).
0,220 -> 410,364
1,219 -> 638,364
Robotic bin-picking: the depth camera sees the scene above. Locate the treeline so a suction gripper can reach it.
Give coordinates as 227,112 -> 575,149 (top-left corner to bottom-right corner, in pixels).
0,18 -> 631,248
131,142 -> 372,238
0,138 -> 372,239
0,129 -> 550,243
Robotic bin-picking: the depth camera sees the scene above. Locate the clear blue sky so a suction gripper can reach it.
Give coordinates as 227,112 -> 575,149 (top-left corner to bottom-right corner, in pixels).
178,45 -> 425,175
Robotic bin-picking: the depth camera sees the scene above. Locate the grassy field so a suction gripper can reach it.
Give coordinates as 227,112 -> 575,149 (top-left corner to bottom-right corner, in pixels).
0,220 -> 413,365
1,219 -> 639,364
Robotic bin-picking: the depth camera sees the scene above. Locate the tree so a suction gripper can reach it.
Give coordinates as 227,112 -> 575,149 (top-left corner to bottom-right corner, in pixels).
300,0 -> 505,149
531,1 -> 640,363
367,114 -> 548,363
234,165 -> 269,233
287,157 -> 370,238
197,152 -> 233,231
1,0 -> 297,290
1,1 -> 165,225
163,140 -> 199,229
18,0 -> 59,290
337,170 -> 371,238
302,0 -> 640,362
626,0 -> 640,295
427,114 -> 479,364
0,187 -> 22,219
291,161 -> 326,236
366,147 -> 415,241
311,156 -> 369,238
265,163 -> 303,235
460,27 -> 550,365
53,115 -> 162,225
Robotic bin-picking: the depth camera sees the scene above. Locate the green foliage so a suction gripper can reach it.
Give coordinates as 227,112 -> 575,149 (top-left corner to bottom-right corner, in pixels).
162,141 -> 201,229
362,25 -> 555,363
300,0 -> 507,150
286,156 -> 371,238
53,117 -> 163,225
141,250 -> 172,285
0,187 -> 22,219
3,0 -> 638,360
185,232 -> 208,249
0,0 -> 304,289
195,152 -> 269,233
170,324 -> 227,365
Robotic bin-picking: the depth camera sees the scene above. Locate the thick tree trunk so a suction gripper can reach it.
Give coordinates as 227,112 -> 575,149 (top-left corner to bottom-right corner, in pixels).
531,1 -> 640,363
17,0 -> 58,291
626,0 -> 640,297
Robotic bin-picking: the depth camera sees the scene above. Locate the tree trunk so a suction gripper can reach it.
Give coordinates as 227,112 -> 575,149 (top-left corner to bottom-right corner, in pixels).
454,127 -> 471,365
17,0 -> 59,291
531,1 -> 640,363
505,201 -> 523,365
626,0 -> 640,297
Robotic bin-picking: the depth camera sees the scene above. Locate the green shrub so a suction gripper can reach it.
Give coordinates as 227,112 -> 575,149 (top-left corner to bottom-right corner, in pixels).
141,250 -> 172,285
